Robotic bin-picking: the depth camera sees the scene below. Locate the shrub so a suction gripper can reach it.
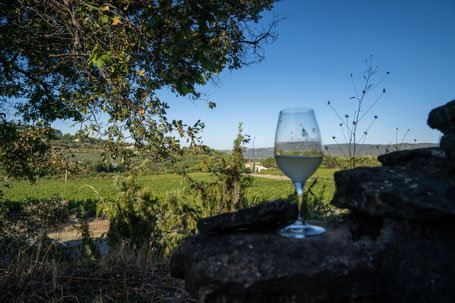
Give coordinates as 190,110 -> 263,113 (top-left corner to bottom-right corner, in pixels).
182,123 -> 252,215
155,190 -> 201,251
100,174 -> 165,251
322,154 -> 380,169
301,178 -> 336,221
0,197 -> 71,268
261,157 -> 277,168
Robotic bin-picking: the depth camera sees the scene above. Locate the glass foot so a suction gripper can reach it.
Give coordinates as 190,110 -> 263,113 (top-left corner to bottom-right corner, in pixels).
277,220 -> 325,239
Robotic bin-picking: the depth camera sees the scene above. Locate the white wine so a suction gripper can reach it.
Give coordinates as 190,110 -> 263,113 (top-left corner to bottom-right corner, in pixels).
274,108 -> 326,238
275,155 -> 322,182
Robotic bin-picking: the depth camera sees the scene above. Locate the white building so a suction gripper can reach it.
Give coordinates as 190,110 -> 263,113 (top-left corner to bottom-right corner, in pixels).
244,162 -> 267,172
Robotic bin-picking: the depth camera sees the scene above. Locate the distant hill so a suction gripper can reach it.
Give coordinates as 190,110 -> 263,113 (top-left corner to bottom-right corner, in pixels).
221,143 -> 439,158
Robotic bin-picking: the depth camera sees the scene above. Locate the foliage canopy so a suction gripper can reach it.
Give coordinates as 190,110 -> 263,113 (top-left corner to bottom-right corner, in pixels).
0,0 -> 279,180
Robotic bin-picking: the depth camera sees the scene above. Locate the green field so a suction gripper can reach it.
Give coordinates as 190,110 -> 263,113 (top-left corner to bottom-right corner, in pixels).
258,168 -> 339,181
1,170 -> 336,210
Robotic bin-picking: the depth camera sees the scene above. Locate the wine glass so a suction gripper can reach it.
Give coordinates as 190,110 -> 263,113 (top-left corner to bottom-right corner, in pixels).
274,108 -> 325,239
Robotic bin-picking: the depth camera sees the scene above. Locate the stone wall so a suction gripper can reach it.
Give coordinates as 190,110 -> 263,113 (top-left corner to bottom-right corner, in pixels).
170,100 -> 455,302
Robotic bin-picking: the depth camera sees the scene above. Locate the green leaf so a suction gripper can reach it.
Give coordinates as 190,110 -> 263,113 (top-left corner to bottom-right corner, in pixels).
100,15 -> 109,24
180,84 -> 191,95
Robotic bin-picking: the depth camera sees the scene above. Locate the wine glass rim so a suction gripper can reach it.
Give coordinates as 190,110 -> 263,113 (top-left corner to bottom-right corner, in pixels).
279,107 -> 315,114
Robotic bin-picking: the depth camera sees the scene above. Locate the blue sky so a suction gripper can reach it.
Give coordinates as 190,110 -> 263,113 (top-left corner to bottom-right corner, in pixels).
56,0 -> 455,150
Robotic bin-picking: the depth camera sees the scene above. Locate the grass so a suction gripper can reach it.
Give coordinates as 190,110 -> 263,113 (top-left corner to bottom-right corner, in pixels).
0,245 -> 193,302
0,169 -> 339,302
257,168 -> 285,176
1,169 -> 337,211
258,167 -> 339,181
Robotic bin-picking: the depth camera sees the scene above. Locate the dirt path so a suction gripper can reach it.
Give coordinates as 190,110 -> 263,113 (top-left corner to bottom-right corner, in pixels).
250,173 -> 290,180
250,173 -> 335,183
48,217 -> 109,242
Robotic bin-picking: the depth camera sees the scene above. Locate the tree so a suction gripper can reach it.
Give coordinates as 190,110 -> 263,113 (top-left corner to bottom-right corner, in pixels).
261,156 -> 276,168
0,122 -> 73,183
224,122 -> 251,209
182,123 -> 251,213
0,0 -> 280,180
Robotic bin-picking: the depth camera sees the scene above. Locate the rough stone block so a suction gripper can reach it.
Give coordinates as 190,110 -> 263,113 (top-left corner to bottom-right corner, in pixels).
378,147 -> 445,166
428,99 -> 455,134
331,165 -> 455,221
197,199 -> 297,234
440,133 -> 455,157
171,222 -> 379,303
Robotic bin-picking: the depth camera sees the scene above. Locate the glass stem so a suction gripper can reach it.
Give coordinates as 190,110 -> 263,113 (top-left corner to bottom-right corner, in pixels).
294,181 -> 306,223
